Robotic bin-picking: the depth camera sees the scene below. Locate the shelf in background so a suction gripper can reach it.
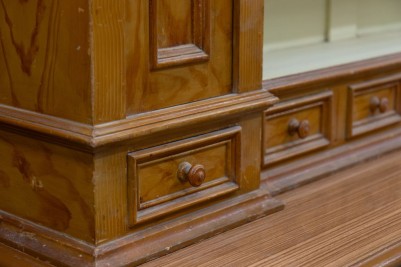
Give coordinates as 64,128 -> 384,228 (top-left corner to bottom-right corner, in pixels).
263,31 -> 401,80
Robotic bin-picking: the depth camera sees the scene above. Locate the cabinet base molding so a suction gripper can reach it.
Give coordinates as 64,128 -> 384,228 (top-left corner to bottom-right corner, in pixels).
353,239 -> 401,267
0,190 -> 283,266
262,128 -> 401,196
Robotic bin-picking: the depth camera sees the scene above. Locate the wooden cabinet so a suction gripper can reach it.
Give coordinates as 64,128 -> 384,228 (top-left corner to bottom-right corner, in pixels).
0,1 -> 283,266
1,1 -> 401,266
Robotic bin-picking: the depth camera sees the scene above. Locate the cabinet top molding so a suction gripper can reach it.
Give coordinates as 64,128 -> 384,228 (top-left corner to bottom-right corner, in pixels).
0,91 -> 278,151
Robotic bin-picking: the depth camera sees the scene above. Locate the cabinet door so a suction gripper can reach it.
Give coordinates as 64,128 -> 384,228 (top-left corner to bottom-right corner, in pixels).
126,0 -> 233,114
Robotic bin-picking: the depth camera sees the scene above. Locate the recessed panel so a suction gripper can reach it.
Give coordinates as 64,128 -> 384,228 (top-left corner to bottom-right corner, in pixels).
150,0 -> 210,69
127,0 -> 233,114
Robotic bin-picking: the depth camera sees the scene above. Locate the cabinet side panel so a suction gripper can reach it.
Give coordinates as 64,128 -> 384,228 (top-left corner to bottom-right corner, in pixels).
0,130 -> 95,243
0,0 -> 92,123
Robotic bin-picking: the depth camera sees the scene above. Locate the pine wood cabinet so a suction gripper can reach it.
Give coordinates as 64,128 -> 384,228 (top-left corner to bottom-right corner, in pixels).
0,1 -> 282,266
1,1 -> 401,266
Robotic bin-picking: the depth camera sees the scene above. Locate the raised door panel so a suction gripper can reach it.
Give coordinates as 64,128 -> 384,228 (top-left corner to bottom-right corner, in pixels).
126,0 -> 233,114
150,0 -> 210,69
0,0 -> 92,123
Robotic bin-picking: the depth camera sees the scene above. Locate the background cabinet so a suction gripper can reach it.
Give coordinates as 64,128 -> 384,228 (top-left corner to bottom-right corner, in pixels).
261,0 -> 401,195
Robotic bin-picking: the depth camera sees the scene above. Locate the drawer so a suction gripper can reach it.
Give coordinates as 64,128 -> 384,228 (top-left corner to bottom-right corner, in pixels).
347,74 -> 401,138
263,91 -> 333,166
127,127 -> 241,225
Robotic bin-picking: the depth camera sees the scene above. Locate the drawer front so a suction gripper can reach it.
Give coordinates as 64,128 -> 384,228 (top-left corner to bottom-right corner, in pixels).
128,127 -> 241,225
347,75 -> 401,138
263,91 -> 333,166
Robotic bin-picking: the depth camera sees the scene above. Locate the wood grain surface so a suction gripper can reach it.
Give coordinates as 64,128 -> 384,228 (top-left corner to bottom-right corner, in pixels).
126,0 -> 233,114
127,127 -> 240,225
265,105 -> 321,147
264,91 -> 332,166
0,0 -> 91,123
91,0 -> 126,124
347,74 -> 401,138
233,0 -> 264,92
0,129 -> 95,243
0,242 -> 53,267
134,141 -> 232,206
143,149 -> 401,267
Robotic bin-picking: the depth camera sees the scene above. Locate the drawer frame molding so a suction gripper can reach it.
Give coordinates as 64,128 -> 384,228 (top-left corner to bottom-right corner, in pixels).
263,90 -> 333,166
347,74 -> 401,138
127,127 -> 241,225
149,0 -> 211,69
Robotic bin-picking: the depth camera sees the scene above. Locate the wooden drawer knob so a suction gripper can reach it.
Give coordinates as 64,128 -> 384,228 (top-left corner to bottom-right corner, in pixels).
288,119 -> 310,139
177,162 -> 206,187
370,96 -> 389,113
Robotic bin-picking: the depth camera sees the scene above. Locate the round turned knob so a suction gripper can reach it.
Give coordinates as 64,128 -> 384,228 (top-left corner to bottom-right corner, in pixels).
288,118 -> 310,139
370,96 -> 389,113
177,162 -> 206,187
379,97 -> 389,113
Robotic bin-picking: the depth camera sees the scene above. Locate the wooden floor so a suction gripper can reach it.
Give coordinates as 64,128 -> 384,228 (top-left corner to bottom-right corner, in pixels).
1,150 -> 401,266
143,150 -> 401,267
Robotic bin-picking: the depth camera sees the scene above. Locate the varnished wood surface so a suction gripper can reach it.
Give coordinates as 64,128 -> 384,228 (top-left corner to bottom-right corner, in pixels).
2,149 -> 401,266
233,0 -> 264,92
2,1 -> 401,266
0,0 -> 91,123
126,0 -> 233,114
0,90 -> 278,150
347,74 -> 401,138
127,127 -> 240,225
0,129 -> 95,243
264,91 -> 332,166
0,242 -> 52,267
91,0 -> 126,123
261,68 -> 401,194
143,149 -> 401,267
